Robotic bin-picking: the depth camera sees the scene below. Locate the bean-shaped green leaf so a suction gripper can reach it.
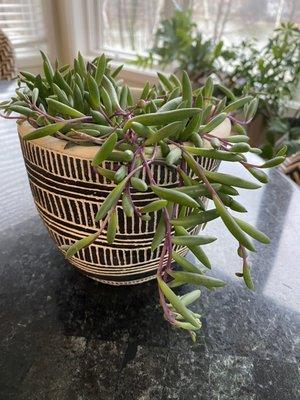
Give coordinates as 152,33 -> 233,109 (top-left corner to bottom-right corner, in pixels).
172,251 -> 204,274
205,170 -> 261,189
173,320 -> 200,331
178,168 -> 197,186
127,87 -> 134,106
124,108 -> 201,130
244,98 -> 258,121
247,167 -> 268,183
9,105 -> 36,117
200,113 -> 227,133
169,271 -> 226,289
96,166 -> 116,181
115,165 -> 126,183
95,54 -> 106,85
151,185 -> 200,209
230,143 -> 250,153
140,82 -> 150,100
158,97 -> 182,112
107,209 -> 118,244
215,83 -> 235,100
180,113 -> 202,141
227,135 -> 249,143
157,276 -> 200,328
87,75 -> 100,109
214,97 -> 227,114
140,199 -> 168,214
66,232 -> 98,258
107,150 -> 134,162
66,123 -> 120,135
89,110 -> 107,125
249,147 -> 262,155
171,209 -> 219,228
102,75 -> 120,111
179,290 -> 201,306
243,262 -> 254,290
32,88 -> 39,105
219,185 -> 239,196
119,86 -> 128,109
46,98 -> 84,118
172,235 -> 216,246
52,83 -> 70,105
77,51 -> 87,75
182,71 -> 192,107
151,214 -> 166,251
131,122 -> 154,138
73,84 -> 84,112
158,72 -> 173,92
95,179 -> 126,221
174,226 -> 211,268
131,177 -> 148,192
204,76 -> 214,99
170,73 -> 182,89
122,193 -> 134,217
213,195 -> 255,251
23,122 -> 66,140
166,147 -> 182,166
167,87 -> 180,101
210,138 -> 220,149
144,121 -> 182,145
111,64 -> 123,78
183,146 -> 243,162
260,157 -> 285,168
232,123 -> 247,135
53,70 -> 72,96
223,96 -> 252,113
99,87 -> 112,115
195,89 -> 203,107
91,132 -> 117,166
234,217 -> 270,244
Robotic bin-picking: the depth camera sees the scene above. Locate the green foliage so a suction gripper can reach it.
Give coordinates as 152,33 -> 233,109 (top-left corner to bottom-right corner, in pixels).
134,9 -> 226,83
223,22 -> 300,118
0,52 -> 284,340
134,10 -> 300,159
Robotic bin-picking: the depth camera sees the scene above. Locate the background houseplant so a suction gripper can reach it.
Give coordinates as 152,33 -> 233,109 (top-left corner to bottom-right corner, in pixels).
134,9 -> 227,85
0,52 -> 285,340
135,11 -> 300,158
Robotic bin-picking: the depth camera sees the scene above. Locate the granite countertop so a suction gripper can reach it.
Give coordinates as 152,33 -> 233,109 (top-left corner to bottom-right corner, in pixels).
0,81 -> 299,400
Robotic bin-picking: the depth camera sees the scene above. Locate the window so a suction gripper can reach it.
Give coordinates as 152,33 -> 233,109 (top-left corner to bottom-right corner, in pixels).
85,0 -> 300,59
0,0 -> 47,65
86,0 -> 167,60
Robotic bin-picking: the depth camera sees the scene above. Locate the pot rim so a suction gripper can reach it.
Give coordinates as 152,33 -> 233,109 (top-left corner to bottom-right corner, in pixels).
17,118 -> 232,160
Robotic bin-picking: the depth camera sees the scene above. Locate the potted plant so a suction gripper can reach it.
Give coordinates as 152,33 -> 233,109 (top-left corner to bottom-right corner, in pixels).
134,9 -> 226,85
0,52 -> 285,340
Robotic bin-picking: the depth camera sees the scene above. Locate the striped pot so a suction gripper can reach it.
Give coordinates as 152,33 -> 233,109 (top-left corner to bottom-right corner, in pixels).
18,120 -> 231,285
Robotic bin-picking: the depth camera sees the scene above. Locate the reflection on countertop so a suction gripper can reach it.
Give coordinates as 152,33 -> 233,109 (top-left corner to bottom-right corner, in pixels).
0,81 -> 299,400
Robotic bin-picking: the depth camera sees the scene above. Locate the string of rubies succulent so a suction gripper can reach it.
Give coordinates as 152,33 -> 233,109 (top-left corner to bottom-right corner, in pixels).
0,52 -> 286,340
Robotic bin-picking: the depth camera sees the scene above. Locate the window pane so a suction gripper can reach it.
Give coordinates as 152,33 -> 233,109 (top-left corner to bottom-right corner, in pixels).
87,0 -> 299,58
0,0 -> 46,58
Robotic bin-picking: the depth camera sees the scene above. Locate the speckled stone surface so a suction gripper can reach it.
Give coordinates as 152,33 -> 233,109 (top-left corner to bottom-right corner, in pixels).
0,82 -> 299,400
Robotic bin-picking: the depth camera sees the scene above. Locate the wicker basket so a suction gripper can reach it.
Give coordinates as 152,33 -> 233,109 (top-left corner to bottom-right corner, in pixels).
0,28 -> 16,80
18,120 -> 231,285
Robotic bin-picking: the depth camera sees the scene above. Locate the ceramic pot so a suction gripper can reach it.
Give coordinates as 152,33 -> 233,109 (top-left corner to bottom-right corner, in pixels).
18,120 -> 231,285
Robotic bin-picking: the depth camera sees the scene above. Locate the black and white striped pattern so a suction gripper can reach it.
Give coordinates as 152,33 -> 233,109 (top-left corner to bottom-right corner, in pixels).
19,134 -> 219,285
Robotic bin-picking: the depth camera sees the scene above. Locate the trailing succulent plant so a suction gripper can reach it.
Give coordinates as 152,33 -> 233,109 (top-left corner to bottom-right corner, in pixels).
0,52 -> 286,340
